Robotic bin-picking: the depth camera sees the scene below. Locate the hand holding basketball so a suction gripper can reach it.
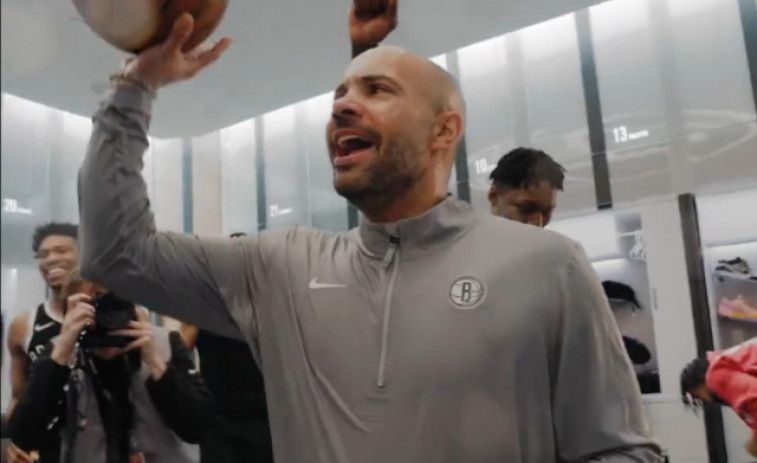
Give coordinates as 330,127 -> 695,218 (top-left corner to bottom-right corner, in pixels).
122,14 -> 232,89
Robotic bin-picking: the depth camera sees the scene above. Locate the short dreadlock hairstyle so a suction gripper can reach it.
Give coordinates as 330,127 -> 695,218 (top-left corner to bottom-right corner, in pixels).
489,147 -> 566,191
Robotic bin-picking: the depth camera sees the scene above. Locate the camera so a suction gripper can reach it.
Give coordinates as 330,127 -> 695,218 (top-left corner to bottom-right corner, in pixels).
80,292 -> 136,349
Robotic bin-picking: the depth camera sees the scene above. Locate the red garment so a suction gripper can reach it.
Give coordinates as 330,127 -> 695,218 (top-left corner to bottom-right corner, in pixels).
706,339 -> 757,436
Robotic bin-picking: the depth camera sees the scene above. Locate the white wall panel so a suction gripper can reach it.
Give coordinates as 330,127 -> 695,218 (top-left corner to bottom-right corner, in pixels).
641,200 -> 708,458
264,105 -> 310,230
152,138 -> 184,233
299,93 -> 348,232
519,14 -> 596,216
457,36 -> 515,213
219,119 -> 258,235
192,133 -> 223,236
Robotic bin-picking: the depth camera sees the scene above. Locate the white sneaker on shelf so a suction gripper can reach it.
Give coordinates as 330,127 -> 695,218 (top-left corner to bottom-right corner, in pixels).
716,257 -> 751,275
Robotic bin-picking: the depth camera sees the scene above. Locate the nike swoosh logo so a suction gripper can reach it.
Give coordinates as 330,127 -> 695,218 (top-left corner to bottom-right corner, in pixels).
188,368 -> 199,375
309,278 -> 347,290
34,322 -> 55,332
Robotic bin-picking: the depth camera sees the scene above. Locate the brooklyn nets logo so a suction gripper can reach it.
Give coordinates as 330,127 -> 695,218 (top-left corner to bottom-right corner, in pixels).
449,277 -> 485,309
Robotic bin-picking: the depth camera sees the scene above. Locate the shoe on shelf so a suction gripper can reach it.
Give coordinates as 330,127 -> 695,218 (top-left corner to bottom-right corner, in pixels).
718,295 -> 757,323
716,257 -> 751,275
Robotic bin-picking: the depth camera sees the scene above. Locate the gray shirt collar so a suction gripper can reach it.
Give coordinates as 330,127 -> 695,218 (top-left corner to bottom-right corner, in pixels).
356,196 -> 475,260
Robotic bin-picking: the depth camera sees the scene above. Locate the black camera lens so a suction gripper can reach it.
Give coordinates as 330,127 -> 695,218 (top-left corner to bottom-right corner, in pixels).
80,293 -> 136,349
94,293 -> 136,330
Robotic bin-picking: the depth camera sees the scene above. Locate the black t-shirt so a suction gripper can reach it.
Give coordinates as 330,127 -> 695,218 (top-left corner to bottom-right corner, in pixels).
195,329 -> 267,418
195,330 -> 273,461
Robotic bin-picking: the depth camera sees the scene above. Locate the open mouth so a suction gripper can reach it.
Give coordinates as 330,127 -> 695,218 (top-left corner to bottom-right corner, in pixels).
333,130 -> 377,166
46,267 -> 68,279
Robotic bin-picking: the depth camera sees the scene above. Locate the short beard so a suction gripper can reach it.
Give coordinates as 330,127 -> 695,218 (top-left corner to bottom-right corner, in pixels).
335,140 -> 423,218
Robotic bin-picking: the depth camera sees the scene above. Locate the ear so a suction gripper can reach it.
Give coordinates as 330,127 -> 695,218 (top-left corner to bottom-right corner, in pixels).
487,185 -> 499,207
430,111 -> 464,154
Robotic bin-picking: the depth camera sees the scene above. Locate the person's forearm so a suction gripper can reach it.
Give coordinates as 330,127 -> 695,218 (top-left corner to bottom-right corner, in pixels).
22,358 -> 70,410
8,357 -> 70,450
51,338 -> 77,367
145,332 -> 217,443
77,83 -> 242,338
78,82 -> 154,284
78,82 -> 155,295
146,368 -> 215,443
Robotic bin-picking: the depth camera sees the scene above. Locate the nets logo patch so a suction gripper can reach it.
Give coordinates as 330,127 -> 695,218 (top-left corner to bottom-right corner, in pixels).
449,277 -> 485,309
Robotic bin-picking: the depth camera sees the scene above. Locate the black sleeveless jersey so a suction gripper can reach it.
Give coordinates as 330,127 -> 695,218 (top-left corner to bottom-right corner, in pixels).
22,303 -> 64,463
25,302 -> 62,373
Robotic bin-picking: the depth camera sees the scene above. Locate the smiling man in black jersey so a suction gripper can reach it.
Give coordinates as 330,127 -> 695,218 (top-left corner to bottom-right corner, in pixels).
6,223 -> 79,463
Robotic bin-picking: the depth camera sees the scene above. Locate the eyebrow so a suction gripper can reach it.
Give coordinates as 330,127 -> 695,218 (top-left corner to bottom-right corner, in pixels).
37,244 -> 72,252
362,74 -> 401,87
334,74 -> 403,99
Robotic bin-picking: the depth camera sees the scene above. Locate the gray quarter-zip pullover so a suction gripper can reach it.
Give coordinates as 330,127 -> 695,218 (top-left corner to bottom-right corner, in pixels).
78,85 -> 662,463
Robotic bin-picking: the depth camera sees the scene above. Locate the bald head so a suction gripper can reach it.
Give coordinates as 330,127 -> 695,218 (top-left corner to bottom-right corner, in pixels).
327,46 -> 467,221
348,46 -> 466,126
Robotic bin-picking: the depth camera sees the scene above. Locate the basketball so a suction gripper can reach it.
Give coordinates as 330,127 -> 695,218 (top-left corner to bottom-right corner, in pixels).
71,0 -> 229,53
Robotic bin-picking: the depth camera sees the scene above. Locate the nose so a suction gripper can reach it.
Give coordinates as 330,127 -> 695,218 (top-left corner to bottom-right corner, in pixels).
332,91 -> 364,120
46,251 -> 66,265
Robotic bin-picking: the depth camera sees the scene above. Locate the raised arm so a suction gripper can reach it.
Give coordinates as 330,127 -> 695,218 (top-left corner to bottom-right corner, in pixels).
77,15 -> 258,339
552,243 -> 663,462
349,0 -> 398,59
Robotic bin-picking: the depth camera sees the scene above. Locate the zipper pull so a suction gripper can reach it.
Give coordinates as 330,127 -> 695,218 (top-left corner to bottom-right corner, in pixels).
381,235 -> 400,269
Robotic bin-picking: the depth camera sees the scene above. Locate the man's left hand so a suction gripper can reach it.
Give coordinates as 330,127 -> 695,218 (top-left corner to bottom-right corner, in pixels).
111,310 -> 167,379
349,0 -> 398,56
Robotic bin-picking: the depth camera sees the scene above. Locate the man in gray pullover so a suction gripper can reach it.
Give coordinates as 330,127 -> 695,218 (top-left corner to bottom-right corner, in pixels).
77,10 -> 662,463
